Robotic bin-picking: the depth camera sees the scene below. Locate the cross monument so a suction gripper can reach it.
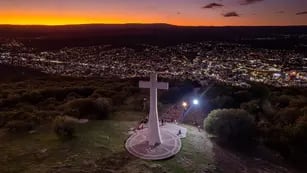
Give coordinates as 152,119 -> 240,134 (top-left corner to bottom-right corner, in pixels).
125,73 -> 182,160
139,73 -> 168,146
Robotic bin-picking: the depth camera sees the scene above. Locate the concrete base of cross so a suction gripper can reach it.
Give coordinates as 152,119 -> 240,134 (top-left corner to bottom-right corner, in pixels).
125,128 -> 181,160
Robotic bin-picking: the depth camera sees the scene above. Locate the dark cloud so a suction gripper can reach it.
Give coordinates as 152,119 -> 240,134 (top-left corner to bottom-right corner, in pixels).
296,11 -> 307,15
223,12 -> 240,17
277,10 -> 285,14
203,3 -> 224,9
240,0 -> 264,5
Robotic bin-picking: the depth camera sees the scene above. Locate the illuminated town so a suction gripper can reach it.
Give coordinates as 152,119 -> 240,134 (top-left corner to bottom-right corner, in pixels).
1,41 -> 306,87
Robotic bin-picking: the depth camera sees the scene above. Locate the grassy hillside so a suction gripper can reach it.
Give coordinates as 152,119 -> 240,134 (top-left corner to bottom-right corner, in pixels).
0,65 -> 306,172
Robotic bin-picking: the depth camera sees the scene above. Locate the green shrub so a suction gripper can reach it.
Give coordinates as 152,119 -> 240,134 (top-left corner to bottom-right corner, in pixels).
73,87 -> 95,97
124,86 -> 140,95
92,89 -> 117,98
20,91 -> 43,104
0,90 -> 9,99
5,120 -> 34,132
0,111 -> 40,126
34,110 -> 59,121
40,87 -> 94,101
261,116 -> 307,160
241,100 -> 261,114
274,108 -> 301,126
209,95 -> 235,110
37,97 -> 58,110
301,106 -> 307,116
249,84 -> 270,99
204,109 -> 255,143
1,94 -> 20,107
0,115 -> 6,128
289,96 -> 307,108
16,103 -> 36,112
66,92 -> 81,100
290,116 -> 307,161
53,116 -> 76,139
111,92 -> 128,106
260,99 -> 275,116
123,95 -> 148,111
292,115 -> 307,144
159,87 -> 182,104
262,125 -> 292,157
277,95 -> 291,108
204,86 -> 225,99
233,90 -> 253,103
64,97 -> 112,119
95,97 -> 112,117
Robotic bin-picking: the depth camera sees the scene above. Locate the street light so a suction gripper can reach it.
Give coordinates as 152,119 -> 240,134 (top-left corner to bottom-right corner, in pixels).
182,101 -> 188,108
192,99 -> 199,105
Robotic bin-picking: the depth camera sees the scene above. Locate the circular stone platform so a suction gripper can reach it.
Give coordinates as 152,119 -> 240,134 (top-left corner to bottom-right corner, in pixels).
125,128 -> 181,160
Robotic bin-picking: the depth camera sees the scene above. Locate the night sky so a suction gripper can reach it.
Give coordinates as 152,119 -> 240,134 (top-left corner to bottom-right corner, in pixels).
1,0 -> 307,26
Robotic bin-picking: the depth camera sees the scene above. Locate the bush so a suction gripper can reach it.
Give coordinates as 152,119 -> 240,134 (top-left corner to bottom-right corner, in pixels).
122,96 -> 145,111
159,87 -> 182,104
66,92 -> 81,100
53,116 -> 76,139
5,120 -> 34,132
204,109 -> 255,143
95,97 -> 112,117
260,99 -> 275,116
301,107 -> 307,116
37,97 -> 58,110
34,110 -> 59,121
233,90 -> 253,103
208,95 -> 235,110
0,115 -> 6,128
289,96 -> 307,108
292,115 -> 307,144
274,108 -> 301,126
249,84 -> 270,99
20,91 -> 44,104
92,89 -> 117,98
273,95 -> 291,108
40,87 -> 94,101
64,97 -> 112,119
241,99 -> 261,115
111,92 -> 128,106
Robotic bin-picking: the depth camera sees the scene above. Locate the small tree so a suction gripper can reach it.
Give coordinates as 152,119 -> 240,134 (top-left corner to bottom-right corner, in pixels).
0,115 -> 5,128
204,109 -> 255,143
53,116 -> 76,139
5,120 -> 34,132
241,99 -> 261,115
274,108 -> 301,126
249,84 -> 270,99
64,97 -> 112,119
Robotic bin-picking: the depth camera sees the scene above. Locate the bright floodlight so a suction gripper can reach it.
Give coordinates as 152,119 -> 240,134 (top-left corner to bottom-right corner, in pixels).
193,99 -> 199,105
182,101 -> 188,108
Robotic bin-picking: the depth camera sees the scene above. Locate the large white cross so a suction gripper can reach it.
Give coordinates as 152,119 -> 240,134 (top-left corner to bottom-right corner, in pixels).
139,73 -> 168,146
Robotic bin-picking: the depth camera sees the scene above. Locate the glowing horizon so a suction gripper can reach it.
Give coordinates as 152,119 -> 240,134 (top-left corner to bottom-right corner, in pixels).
1,0 -> 307,26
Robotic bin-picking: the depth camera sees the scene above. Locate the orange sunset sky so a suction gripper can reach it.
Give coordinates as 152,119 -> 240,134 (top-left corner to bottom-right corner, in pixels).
1,0 -> 307,26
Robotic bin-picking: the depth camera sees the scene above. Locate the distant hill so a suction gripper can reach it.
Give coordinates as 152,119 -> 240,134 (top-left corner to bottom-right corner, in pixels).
0,23 -> 307,50
1,23 -> 307,38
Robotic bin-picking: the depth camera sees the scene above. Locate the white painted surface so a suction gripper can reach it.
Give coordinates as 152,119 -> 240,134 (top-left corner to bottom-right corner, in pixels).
161,123 -> 187,139
139,73 -> 168,146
